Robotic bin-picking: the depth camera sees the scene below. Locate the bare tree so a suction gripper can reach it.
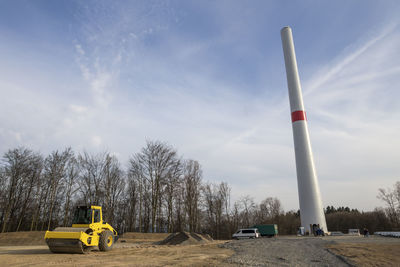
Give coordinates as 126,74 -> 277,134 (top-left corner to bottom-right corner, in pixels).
174,179 -> 185,232
0,167 -> 6,210
15,154 -> 43,231
202,183 -> 215,236
45,148 -> 73,230
240,195 -> 256,228
1,148 -> 42,232
231,201 -> 241,233
164,160 -> 181,232
125,173 -> 138,232
78,152 -> 107,205
219,182 -> 231,235
63,155 -> 79,226
103,154 -> 125,225
129,140 -> 180,232
378,181 -> 400,227
128,154 -> 147,232
183,160 -> 202,232
259,197 -> 283,223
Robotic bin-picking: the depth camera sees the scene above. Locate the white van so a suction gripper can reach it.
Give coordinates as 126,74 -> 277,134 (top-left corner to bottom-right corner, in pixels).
232,228 -> 260,239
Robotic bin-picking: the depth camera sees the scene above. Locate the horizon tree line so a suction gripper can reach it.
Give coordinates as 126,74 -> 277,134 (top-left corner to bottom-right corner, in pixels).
0,141 -> 398,238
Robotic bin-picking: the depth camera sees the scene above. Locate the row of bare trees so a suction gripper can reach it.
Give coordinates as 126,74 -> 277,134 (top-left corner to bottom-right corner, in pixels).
0,141 -> 289,238
0,147 -> 125,233
0,141 -> 399,238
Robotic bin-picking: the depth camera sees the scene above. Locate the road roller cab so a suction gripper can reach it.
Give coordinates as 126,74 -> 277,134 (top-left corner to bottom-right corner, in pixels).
44,205 -> 118,253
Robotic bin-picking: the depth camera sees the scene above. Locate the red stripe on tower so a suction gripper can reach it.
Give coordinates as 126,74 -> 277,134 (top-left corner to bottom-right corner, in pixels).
291,110 -> 307,122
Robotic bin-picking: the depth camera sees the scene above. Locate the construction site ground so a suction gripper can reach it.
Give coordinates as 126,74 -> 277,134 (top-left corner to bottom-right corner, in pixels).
0,232 -> 399,266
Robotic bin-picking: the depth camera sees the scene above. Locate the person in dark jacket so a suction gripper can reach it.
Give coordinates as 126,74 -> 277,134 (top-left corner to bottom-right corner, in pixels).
363,227 -> 369,237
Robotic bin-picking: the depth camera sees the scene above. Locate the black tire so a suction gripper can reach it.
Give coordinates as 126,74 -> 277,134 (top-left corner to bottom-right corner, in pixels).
99,230 -> 114,252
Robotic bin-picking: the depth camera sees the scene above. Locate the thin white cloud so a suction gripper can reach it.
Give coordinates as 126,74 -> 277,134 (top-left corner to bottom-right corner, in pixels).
69,104 -> 88,114
75,44 -> 85,56
304,22 -> 398,96
91,135 -> 102,147
74,43 -> 115,108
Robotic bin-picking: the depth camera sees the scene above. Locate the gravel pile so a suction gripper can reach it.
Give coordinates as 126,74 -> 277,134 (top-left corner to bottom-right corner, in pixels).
219,236 -> 351,266
157,231 -> 213,245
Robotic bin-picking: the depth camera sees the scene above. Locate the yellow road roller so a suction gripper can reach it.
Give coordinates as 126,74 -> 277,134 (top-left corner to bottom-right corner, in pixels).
44,205 -> 118,253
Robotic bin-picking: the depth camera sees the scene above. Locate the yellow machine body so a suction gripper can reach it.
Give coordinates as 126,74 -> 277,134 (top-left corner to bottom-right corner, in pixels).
44,205 -> 118,253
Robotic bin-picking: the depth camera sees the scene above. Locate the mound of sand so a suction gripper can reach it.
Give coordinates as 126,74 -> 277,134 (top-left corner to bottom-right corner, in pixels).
157,232 -> 214,245
201,234 -> 213,241
121,232 -> 169,240
118,232 -> 169,244
0,231 -> 46,246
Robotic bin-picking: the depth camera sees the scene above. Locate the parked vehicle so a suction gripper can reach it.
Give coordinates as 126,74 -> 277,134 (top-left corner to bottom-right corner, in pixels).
330,231 -> 344,236
232,228 -> 260,239
374,231 -> 400,238
348,229 -> 360,236
252,224 -> 278,237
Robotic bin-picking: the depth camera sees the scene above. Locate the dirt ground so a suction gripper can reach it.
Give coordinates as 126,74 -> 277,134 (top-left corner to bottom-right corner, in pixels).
326,236 -> 400,266
0,232 -> 399,266
0,243 -> 232,267
0,232 -> 232,267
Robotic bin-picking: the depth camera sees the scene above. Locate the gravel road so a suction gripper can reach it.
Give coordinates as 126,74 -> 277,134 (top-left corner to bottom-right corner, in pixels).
220,236 -> 351,266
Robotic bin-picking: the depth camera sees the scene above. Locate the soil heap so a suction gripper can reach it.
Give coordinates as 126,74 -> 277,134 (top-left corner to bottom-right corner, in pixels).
157,232 -> 213,245
0,231 -> 46,246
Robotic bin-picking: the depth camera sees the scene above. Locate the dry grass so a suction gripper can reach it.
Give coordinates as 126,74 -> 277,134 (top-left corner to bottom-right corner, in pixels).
327,242 -> 400,266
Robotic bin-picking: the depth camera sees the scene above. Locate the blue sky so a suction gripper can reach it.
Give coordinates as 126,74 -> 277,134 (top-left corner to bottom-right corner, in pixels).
1,0 -> 399,211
